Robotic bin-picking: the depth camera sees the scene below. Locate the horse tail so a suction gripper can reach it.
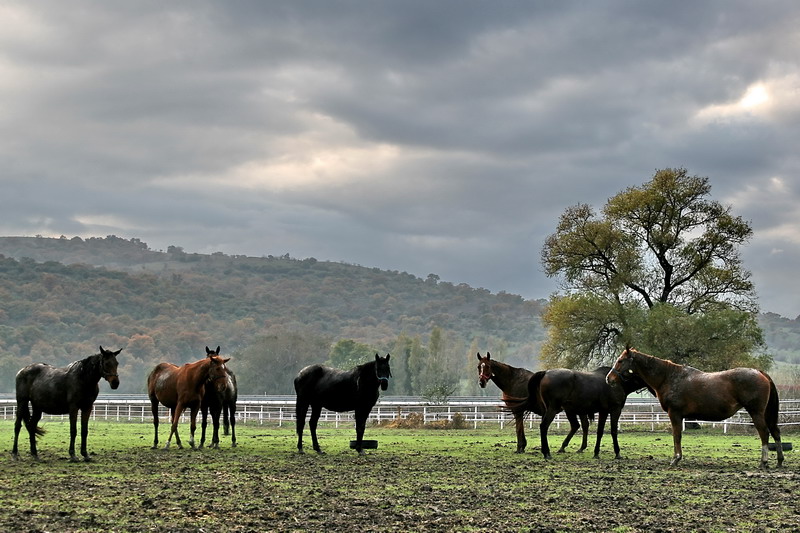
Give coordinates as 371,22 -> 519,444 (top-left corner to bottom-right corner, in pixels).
502,371 -> 547,416
763,371 -> 780,429
16,400 -> 46,438
501,394 -> 528,417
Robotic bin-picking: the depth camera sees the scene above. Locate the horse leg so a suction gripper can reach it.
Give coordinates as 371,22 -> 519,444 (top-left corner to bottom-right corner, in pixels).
28,408 -> 43,460
296,400 -> 309,454
539,409 -> 557,459
149,398 -> 160,449
12,400 -> 28,459
210,404 -> 221,449
514,414 -> 527,453
749,412 -> 773,469
668,411 -> 683,466
607,409 -> 622,459
593,411 -> 609,459
199,404 -> 209,449
228,404 -> 237,448
354,411 -> 368,455
766,416 -> 784,468
309,404 -> 324,454
557,412 -> 581,453
79,408 -> 92,462
68,409 -> 80,462
188,405 -> 200,450
166,405 -> 184,450
579,414 -> 590,453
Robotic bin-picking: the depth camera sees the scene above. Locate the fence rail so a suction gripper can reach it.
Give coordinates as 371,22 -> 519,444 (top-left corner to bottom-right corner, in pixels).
2,395 -> 800,433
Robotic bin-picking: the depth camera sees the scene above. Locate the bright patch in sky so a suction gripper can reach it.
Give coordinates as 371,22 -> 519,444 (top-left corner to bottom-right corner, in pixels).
695,82 -> 771,122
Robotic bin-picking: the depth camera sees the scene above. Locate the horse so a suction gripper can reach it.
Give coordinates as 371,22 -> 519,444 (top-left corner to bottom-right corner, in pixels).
147,354 -> 230,450
295,353 -> 391,455
200,346 -> 238,449
476,352 -> 567,453
522,366 -> 651,459
12,346 -> 122,462
606,347 -> 784,468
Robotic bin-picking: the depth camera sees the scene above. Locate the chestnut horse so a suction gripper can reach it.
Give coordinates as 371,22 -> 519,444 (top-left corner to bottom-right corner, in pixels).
476,352 -> 589,454
147,354 -> 230,450
607,347 -> 784,468
200,346 -> 238,449
295,353 -> 391,455
13,346 -> 121,462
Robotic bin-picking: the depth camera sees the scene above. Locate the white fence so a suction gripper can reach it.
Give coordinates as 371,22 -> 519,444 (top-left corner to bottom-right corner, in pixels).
2,395 -> 800,433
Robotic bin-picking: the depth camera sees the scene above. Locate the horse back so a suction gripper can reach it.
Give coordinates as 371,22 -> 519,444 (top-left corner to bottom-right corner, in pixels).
295,364 -> 366,412
16,363 -> 95,415
147,363 -> 181,407
661,367 -> 769,420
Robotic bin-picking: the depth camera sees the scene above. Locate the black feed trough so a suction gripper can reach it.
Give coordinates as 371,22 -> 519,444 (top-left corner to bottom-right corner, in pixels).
350,439 -> 378,449
768,442 -> 792,451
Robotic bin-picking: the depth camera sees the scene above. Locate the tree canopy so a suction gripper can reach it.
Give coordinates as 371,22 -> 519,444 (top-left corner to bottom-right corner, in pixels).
540,168 -> 768,370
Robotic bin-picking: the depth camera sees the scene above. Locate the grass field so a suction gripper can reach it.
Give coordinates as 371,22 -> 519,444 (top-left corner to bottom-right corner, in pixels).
0,420 -> 798,532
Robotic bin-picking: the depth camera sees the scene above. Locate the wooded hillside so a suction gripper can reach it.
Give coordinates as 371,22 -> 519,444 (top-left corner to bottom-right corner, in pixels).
1,235 -> 798,396
0,236 -> 547,395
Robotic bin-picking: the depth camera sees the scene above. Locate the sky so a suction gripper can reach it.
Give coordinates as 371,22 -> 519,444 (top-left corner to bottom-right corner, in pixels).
1,1 -> 799,318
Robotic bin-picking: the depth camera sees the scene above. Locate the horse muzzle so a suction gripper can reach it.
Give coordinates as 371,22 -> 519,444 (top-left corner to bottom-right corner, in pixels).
106,375 -> 120,389
379,378 -> 389,391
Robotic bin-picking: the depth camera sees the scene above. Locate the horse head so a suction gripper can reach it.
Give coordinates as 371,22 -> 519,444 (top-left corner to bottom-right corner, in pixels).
606,346 -> 637,386
476,352 -> 493,388
99,346 -> 122,389
375,353 -> 391,391
207,355 -> 231,393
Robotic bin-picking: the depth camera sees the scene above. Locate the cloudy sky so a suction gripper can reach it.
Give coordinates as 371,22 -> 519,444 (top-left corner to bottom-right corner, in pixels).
1,1 -> 799,317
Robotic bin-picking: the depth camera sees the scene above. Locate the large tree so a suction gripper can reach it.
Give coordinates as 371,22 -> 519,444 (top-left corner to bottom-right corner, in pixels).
541,168 -> 769,370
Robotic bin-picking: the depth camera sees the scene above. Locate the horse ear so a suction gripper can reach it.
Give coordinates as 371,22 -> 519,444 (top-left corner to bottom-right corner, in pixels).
114,348 -> 122,355
486,352 -> 491,360
215,346 -> 221,355
223,357 -> 231,363
385,353 -> 390,361
476,352 -> 482,361
375,353 -> 380,362
205,346 -> 212,354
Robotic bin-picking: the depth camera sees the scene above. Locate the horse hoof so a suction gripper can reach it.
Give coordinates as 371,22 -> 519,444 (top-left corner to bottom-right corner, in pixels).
297,449 -> 304,455
69,456 -> 81,463
514,449 -> 525,454
232,443 -> 237,448
83,456 -> 93,463
315,450 -> 325,455
557,449 -> 566,454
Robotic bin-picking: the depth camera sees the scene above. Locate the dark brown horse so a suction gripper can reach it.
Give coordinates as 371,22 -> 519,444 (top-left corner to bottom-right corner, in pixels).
523,366 -> 650,459
12,346 -> 121,462
295,353 -> 391,455
477,352 -> 585,454
200,346 -> 238,449
607,347 -> 784,468
147,354 -> 230,450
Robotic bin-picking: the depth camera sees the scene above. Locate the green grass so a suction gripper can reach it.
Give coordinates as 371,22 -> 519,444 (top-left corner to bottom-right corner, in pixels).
0,420 -> 797,532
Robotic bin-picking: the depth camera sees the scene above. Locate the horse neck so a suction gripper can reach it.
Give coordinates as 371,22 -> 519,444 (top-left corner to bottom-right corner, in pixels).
632,351 -> 673,391
489,361 -> 519,391
355,361 -> 377,387
71,354 -> 102,383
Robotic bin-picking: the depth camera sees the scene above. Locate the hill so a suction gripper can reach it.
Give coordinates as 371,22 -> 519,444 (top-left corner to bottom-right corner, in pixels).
0,235 -> 547,395
2,235 -> 799,396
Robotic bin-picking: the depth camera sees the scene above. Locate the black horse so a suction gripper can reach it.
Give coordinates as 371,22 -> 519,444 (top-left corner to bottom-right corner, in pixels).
295,353 -> 391,455
12,346 -> 122,462
200,346 -> 238,449
510,366 -> 650,459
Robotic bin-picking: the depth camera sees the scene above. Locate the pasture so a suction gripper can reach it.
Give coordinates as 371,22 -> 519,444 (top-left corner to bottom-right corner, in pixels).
0,420 -> 798,532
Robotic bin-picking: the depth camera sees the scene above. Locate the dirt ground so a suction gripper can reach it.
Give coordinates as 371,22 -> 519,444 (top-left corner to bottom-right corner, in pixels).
0,423 -> 798,532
